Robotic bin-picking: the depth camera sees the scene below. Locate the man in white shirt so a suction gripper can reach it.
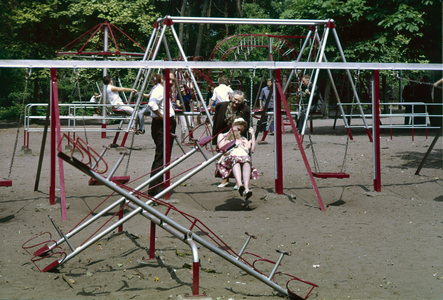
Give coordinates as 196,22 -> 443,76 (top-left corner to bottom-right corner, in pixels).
207,77 -> 233,109
147,72 -> 177,197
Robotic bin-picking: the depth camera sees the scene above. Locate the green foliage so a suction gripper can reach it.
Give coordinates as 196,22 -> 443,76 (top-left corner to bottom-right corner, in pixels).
0,0 -> 441,109
0,103 -> 25,120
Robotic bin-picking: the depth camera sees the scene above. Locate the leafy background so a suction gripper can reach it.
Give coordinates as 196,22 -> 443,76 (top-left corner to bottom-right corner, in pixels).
0,0 -> 441,118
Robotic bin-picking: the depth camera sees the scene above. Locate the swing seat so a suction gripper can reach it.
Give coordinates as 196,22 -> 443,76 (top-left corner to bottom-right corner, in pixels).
197,135 -> 212,147
0,180 -> 12,186
312,172 -> 349,179
88,176 -> 130,186
111,109 -> 128,116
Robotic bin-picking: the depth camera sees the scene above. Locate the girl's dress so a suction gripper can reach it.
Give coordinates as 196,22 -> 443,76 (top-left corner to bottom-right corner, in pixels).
216,137 -> 259,179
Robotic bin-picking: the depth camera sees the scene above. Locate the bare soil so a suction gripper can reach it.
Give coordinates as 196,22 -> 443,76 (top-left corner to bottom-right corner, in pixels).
1,118 -> 442,300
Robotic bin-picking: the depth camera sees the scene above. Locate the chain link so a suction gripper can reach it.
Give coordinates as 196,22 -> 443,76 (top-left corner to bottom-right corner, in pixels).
8,68 -> 32,179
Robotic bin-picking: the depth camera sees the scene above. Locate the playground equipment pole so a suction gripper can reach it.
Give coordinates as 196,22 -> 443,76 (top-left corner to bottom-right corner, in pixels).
102,24 -> 108,139
372,70 -> 381,192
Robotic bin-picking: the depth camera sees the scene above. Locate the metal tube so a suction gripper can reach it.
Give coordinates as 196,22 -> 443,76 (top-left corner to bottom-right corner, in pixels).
102,25 -> 109,139
49,147 -> 199,250
187,238 -> 200,296
268,252 -> 285,280
169,25 -> 212,127
332,27 -> 371,138
59,151 -> 288,296
57,148 -> 226,264
49,216 -> 75,252
128,26 -> 158,103
300,27 -> 329,135
90,146 -> 109,170
164,16 -> 330,26
312,31 -> 353,138
2,60 -> 443,71
372,71 -> 381,192
106,152 -> 127,178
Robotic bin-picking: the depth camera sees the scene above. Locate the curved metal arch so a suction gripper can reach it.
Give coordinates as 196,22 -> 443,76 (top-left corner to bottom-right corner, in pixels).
209,33 -> 301,62
209,34 -> 302,90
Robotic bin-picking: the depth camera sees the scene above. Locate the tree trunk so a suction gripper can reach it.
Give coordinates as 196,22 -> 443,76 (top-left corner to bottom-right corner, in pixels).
205,0 -> 212,56
324,77 -> 332,118
179,0 -> 187,48
236,0 -> 245,34
194,0 -> 210,58
184,1 -> 192,54
224,1 -> 229,36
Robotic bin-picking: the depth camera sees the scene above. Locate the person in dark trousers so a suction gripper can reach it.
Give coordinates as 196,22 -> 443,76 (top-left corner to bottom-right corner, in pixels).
402,77 -> 416,125
259,79 -> 274,134
176,83 -> 194,141
297,74 -> 323,134
147,72 -> 177,198
415,75 -> 432,125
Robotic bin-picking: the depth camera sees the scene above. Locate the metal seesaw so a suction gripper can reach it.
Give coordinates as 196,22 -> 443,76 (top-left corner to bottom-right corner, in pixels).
22,134 -> 317,299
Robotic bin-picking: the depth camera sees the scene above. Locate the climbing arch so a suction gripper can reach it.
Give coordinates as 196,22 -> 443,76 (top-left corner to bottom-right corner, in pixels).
207,34 -> 304,90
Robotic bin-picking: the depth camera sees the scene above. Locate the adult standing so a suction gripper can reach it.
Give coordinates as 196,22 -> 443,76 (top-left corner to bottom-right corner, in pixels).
208,77 -> 233,109
176,83 -> 194,141
259,79 -> 275,134
137,76 -> 160,134
147,72 -> 177,197
296,74 -> 323,133
102,75 -> 136,115
402,77 -> 416,125
415,75 -> 432,125
212,90 -> 251,188
205,85 -> 214,107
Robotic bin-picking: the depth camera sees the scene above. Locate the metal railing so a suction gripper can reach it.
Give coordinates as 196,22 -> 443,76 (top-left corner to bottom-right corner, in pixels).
337,102 -> 442,130
24,102 -> 135,133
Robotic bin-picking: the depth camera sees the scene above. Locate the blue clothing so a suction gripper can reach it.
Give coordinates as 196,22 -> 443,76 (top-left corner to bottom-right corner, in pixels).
259,86 -> 274,108
177,93 -> 193,112
205,91 -> 213,107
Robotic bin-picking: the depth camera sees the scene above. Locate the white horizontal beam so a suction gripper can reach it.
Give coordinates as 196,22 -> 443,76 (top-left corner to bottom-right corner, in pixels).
0,60 -> 442,71
162,16 -> 331,26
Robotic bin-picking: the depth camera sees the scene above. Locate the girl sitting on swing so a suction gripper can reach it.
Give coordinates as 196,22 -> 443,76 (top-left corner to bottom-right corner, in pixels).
216,118 -> 258,200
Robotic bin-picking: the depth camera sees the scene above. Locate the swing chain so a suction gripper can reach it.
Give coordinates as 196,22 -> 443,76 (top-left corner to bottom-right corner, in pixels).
74,68 -> 89,144
8,68 -> 32,179
341,137 -> 350,173
307,123 -> 320,173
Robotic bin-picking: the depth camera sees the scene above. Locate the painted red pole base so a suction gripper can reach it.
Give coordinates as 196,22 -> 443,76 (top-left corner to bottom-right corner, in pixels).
101,124 -> 106,139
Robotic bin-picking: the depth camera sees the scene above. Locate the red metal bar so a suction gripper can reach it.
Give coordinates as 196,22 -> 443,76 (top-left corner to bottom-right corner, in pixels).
0,180 -> 12,186
51,69 -> 68,220
148,221 -> 156,260
193,262 -> 200,296
79,24 -> 104,53
101,123 -> 106,139
373,70 -> 381,192
275,70 -> 284,194
118,209 -> 123,233
50,70 -> 56,206
276,81 -> 326,211
120,132 -> 129,147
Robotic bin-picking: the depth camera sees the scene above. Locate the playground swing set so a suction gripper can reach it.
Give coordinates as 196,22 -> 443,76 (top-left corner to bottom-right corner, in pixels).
3,15 -> 442,299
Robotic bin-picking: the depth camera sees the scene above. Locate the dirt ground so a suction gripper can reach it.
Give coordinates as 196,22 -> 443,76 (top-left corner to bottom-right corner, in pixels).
0,117 -> 442,300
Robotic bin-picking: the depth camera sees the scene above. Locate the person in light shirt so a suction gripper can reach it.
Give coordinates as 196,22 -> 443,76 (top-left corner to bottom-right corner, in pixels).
146,72 -> 177,197
207,76 -> 233,109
